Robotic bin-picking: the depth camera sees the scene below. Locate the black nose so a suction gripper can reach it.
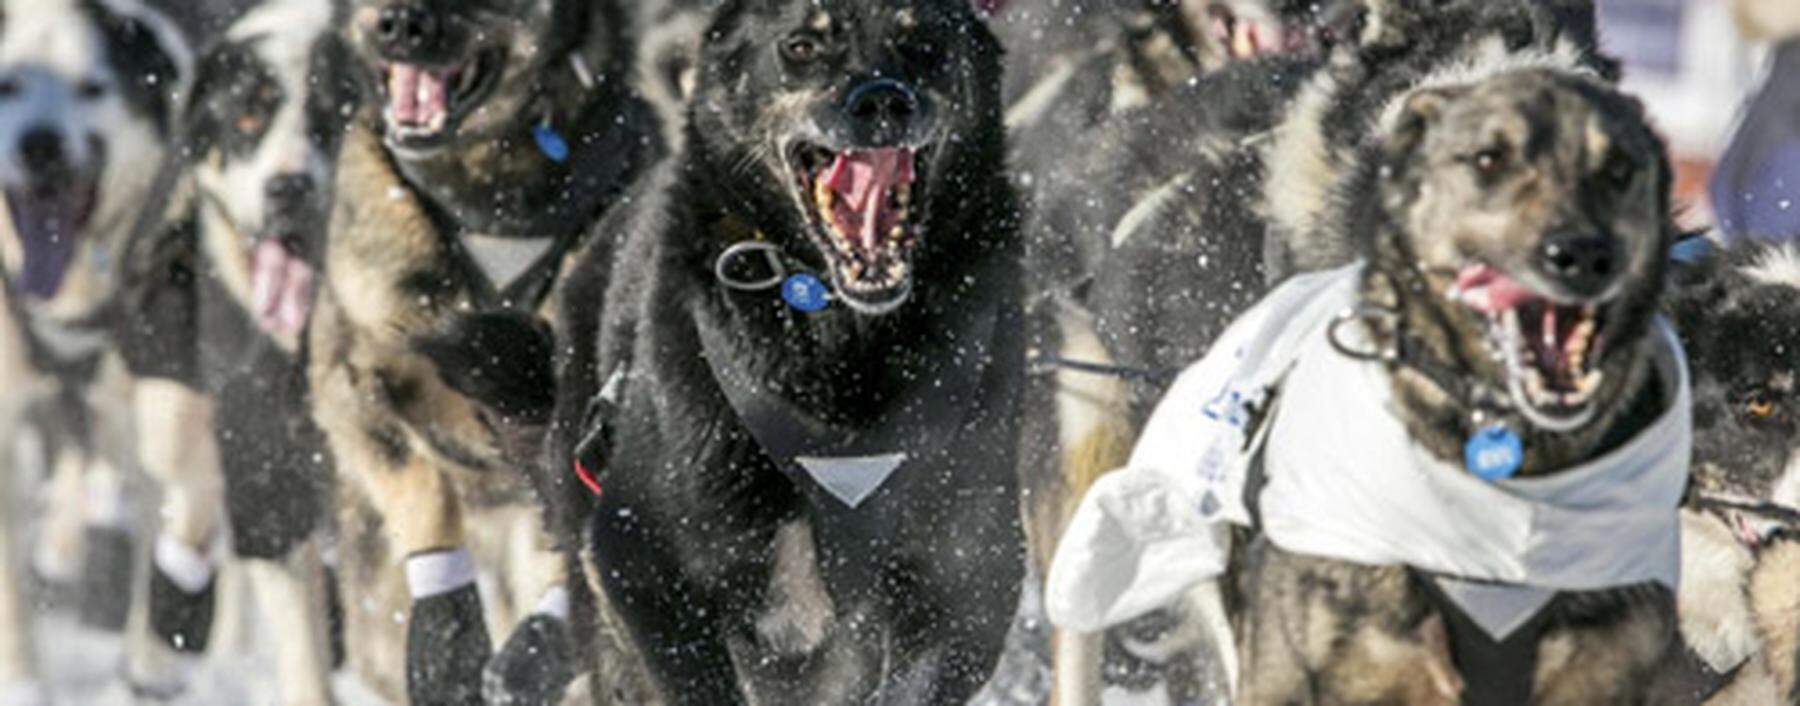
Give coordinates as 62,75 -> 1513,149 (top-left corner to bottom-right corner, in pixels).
844,79 -> 919,139
265,173 -> 315,209
18,127 -> 64,176
375,2 -> 439,57
1538,232 -> 1620,296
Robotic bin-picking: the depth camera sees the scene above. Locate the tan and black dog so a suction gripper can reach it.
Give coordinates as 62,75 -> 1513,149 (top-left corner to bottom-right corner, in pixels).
307,0 -> 660,703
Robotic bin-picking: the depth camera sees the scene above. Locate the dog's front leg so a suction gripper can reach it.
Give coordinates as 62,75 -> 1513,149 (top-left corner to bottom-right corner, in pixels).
587,504 -> 746,706
330,429 -> 485,705
1531,586 -> 1676,706
0,394 -> 45,705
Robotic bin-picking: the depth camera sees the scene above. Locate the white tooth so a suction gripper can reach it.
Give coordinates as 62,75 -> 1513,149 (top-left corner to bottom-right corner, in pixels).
1579,370 -> 1601,393
890,225 -> 904,242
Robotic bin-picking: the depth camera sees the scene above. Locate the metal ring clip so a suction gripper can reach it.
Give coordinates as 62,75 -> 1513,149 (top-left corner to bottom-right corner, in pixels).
715,241 -> 788,292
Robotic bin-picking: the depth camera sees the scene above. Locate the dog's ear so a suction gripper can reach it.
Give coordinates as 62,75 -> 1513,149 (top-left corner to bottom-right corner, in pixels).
1381,86 -> 1460,170
87,0 -> 193,135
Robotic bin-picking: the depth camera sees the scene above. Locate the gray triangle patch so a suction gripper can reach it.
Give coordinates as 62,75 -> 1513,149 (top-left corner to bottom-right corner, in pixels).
461,233 -> 557,289
795,453 -> 907,508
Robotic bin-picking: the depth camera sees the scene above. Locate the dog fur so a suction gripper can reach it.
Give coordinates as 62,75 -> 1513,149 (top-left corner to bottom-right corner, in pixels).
308,0 -> 659,702
1666,242 -> 1800,703
537,0 -> 1024,702
112,1 -> 357,700
1211,61 -> 1678,705
0,0 -> 190,698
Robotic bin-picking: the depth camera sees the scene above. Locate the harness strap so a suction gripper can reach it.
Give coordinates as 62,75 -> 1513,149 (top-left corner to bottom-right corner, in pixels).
1419,575 -> 1547,705
693,298 -> 1004,509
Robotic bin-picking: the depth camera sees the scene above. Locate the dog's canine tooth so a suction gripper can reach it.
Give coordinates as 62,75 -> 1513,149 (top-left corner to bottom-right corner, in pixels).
815,176 -> 834,213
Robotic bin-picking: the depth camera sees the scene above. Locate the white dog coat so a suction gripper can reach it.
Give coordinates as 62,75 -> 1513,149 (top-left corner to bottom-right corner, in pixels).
1046,264 -> 1690,641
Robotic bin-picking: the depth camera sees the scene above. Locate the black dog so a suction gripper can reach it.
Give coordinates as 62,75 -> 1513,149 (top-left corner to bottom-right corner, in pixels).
544,1 -> 1024,702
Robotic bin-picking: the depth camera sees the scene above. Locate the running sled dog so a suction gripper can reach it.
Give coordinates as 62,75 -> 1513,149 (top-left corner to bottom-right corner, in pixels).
532,0 -> 1026,702
309,0 -> 659,703
1049,61 -> 1687,706
119,0 -> 356,700
0,0 -> 190,702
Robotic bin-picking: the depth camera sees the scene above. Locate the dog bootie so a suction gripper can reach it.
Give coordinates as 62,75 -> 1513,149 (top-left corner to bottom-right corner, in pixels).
76,526 -> 132,631
147,566 -> 215,654
482,614 -> 574,706
406,583 -> 491,706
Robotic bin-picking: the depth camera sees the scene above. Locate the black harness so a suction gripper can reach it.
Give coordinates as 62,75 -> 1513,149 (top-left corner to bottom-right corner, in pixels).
692,297 -> 1003,509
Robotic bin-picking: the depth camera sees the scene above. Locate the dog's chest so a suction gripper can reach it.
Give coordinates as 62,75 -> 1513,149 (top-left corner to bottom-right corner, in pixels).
457,232 -> 559,294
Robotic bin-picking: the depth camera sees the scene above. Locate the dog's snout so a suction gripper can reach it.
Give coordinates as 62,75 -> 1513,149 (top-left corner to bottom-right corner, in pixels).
17,127 -> 65,176
844,79 -> 919,143
1537,232 -> 1620,296
375,2 -> 439,57
265,173 -> 316,209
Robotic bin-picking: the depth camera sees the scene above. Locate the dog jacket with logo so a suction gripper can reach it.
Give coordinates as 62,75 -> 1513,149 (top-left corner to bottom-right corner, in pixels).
1045,264 -> 1691,641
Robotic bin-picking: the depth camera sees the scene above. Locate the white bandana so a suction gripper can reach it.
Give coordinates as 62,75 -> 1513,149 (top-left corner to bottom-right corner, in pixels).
1046,264 -> 1690,641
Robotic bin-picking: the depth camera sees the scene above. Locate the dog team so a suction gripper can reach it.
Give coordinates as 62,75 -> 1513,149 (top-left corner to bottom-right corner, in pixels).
1,0 -> 1796,704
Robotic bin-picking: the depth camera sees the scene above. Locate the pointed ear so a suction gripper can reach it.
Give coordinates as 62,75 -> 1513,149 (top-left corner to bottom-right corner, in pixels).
1380,86 -> 1460,168
89,0 -> 193,136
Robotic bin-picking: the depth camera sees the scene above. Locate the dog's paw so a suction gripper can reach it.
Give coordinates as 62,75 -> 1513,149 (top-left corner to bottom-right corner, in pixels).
147,564 -> 216,654
481,614 -> 574,706
406,584 -> 492,706
413,311 -> 556,424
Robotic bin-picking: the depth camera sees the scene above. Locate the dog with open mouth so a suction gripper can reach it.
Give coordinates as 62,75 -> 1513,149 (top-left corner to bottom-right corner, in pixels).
1660,242 -> 1800,704
111,0 -> 357,700
0,0 -> 190,701
307,0 -> 661,703
522,0 -> 1024,702
1047,61 -> 1685,704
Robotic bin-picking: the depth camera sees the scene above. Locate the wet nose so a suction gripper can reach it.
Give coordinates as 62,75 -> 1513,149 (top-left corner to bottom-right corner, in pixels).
844,79 -> 919,141
265,173 -> 315,209
375,2 -> 439,57
1537,232 -> 1620,296
18,126 -> 65,176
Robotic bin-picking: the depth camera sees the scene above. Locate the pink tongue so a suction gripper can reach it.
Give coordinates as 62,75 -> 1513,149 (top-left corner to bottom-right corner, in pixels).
821,148 -> 914,251
1455,264 -> 1535,314
386,64 -> 447,126
250,239 -> 315,339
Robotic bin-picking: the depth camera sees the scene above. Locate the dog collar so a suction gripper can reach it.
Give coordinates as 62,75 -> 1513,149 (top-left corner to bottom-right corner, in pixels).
713,240 -> 836,313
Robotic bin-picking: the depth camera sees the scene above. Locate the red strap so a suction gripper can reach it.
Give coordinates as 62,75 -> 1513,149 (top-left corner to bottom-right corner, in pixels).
572,458 -> 603,497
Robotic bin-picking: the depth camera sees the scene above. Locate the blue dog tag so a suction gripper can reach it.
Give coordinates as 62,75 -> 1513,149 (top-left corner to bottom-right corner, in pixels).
533,123 -> 570,163
781,273 -> 830,312
1464,426 -> 1523,482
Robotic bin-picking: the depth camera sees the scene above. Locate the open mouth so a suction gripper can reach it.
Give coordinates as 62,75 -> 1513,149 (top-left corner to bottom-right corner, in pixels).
379,49 -> 499,144
788,143 -> 923,314
1451,263 -> 1607,429
247,234 -> 315,339
5,179 -> 98,300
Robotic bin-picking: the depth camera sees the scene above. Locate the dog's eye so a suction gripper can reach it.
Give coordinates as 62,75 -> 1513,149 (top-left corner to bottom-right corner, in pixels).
780,33 -> 822,64
0,78 -> 17,99
1745,391 -> 1778,420
76,79 -> 105,101
236,111 -> 267,136
1470,147 -> 1507,175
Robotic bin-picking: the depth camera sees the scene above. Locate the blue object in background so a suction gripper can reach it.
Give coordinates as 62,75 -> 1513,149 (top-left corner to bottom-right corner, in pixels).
1712,40 -> 1800,244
